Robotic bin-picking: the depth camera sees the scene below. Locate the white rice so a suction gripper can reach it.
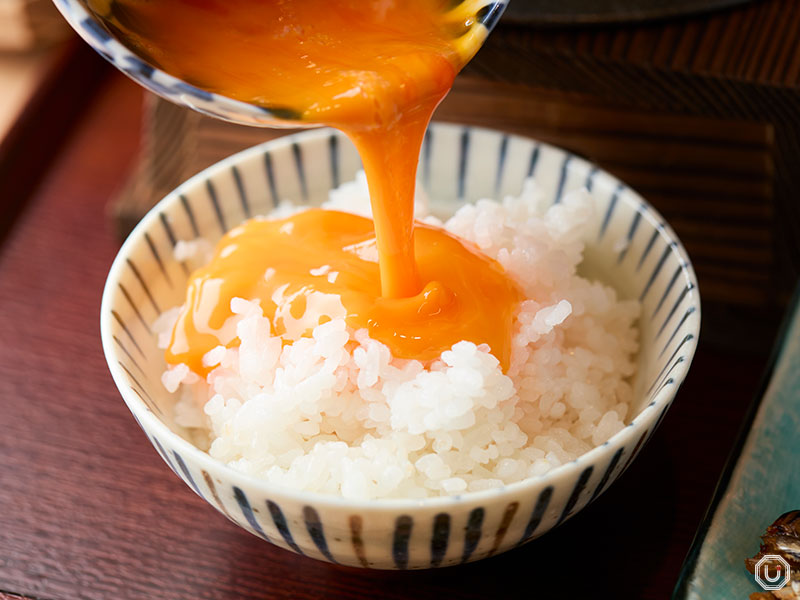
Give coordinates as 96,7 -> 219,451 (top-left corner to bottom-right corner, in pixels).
155,174 -> 640,500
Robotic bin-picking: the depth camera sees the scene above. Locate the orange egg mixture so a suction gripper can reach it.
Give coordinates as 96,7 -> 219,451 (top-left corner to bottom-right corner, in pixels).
166,209 -> 522,374
93,0 -> 521,370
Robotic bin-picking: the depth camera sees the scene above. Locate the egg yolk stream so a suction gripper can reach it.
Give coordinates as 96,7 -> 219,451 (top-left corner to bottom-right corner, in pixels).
97,0 -> 524,370
166,209 -> 523,375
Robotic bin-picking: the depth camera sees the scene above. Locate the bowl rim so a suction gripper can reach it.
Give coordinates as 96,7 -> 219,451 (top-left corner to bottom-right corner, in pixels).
100,123 -> 701,510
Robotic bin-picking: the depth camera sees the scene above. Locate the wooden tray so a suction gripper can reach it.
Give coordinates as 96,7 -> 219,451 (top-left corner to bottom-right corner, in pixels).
503,0 -> 752,25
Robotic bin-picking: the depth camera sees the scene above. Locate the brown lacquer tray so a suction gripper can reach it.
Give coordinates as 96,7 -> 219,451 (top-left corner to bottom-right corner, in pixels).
503,0 -> 752,25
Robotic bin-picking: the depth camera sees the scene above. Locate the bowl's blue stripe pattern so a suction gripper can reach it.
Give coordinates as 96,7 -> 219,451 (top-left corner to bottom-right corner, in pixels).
267,500 -> 304,556
430,513 -> 450,567
458,129 -> 470,199
489,501 -> 518,556
80,17 -> 110,43
657,285 -> 696,337
555,466 -> 594,527
637,227 -> 662,271
158,212 -> 188,273
122,55 -> 154,80
590,447 -> 625,503
518,485 -> 553,546
173,450 -> 204,498
205,180 -> 227,233
143,232 -> 172,287
657,356 -> 686,387
179,194 -> 200,237
598,183 -> 623,239
584,166 -> 599,192
393,515 -> 413,569
263,153 -> 280,208
112,335 -> 142,373
233,486 -> 272,542
653,265 -> 685,317
649,334 -> 695,395
201,471 -> 234,522
462,508 -> 484,563
653,403 -> 671,433
159,460 -> 664,567
158,211 -> 178,248
494,134 -> 509,195
655,378 -> 675,397
302,506 -> 336,563
617,203 -> 645,264
102,124 -> 700,569
640,244 -> 675,301
110,310 -> 144,357
117,283 -> 149,331
620,431 -> 649,475
117,364 -> 158,413
231,165 -> 251,219
329,134 -> 341,189
527,144 -> 541,178
115,358 -> 143,388
126,259 -> 161,314
127,381 -> 160,418
173,81 -> 213,102
660,307 -> 697,358
145,420 -> 661,568
150,436 -> 177,475
292,142 -> 309,203
553,155 -> 572,204
349,515 -> 368,567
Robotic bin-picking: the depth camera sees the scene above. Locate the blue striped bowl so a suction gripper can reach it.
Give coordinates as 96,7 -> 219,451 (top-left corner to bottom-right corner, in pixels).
100,123 -> 700,569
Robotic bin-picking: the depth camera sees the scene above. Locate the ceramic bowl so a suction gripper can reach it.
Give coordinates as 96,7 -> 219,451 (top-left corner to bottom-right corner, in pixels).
100,123 -> 700,569
51,0 -> 508,127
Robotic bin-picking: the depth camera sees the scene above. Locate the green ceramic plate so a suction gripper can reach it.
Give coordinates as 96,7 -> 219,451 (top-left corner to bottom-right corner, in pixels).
674,285 -> 800,598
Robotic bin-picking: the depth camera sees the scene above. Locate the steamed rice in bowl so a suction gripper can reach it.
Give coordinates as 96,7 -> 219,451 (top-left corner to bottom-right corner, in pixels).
153,173 -> 640,501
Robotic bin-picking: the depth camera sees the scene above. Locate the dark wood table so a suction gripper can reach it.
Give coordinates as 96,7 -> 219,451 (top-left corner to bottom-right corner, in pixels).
0,57 -> 784,600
